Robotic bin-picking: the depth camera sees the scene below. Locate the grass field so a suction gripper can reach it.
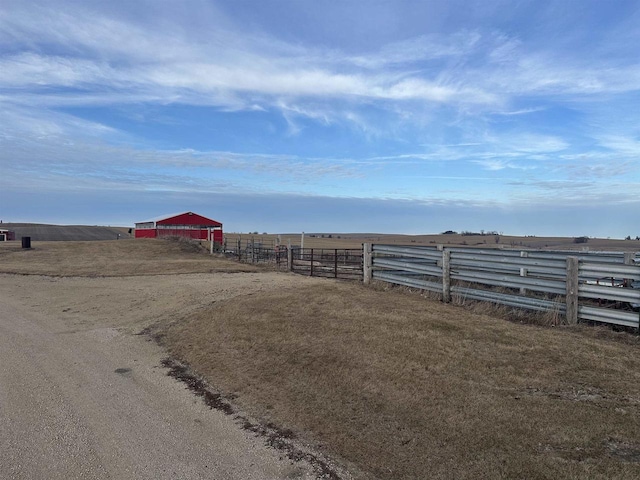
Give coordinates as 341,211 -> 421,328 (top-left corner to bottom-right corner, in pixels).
4,235 -> 640,479
4,221 -> 640,250
225,231 -> 640,252
160,282 -> 640,479
1,223 -> 132,241
0,238 -> 259,276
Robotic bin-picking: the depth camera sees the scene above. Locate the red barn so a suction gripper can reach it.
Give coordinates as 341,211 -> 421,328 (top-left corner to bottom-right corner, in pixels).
0,229 -> 15,241
134,212 -> 223,244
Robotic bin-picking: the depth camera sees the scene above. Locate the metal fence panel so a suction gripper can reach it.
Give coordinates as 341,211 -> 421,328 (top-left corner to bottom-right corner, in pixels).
373,258 -> 441,276
578,284 -> 640,303
370,243 -> 639,329
372,245 -> 441,260
452,286 -> 565,313
451,270 -> 566,294
578,306 -> 640,328
579,263 -> 640,280
372,271 -> 442,293
292,248 -> 363,279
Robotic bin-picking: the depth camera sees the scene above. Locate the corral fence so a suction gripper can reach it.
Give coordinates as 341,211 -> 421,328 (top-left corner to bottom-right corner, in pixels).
228,239 -> 288,268
290,248 -> 363,280
363,244 -> 640,329
226,239 -> 362,279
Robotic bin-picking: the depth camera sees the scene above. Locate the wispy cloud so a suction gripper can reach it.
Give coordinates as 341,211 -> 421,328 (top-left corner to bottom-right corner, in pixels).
598,135 -> 640,156
344,31 -> 482,69
2,0 -> 640,235
473,159 -> 535,171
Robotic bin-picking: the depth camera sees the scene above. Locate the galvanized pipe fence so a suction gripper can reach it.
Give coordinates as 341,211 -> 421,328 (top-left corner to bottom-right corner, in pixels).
227,239 -> 362,279
363,244 -> 640,329
229,239 -> 288,267
289,248 -> 363,279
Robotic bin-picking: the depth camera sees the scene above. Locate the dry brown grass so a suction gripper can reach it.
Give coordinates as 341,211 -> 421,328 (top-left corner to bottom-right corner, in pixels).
225,232 -> 640,252
6,227 -> 639,478
0,238 -> 259,276
161,281 -> 640,480
1,222 -> 132,241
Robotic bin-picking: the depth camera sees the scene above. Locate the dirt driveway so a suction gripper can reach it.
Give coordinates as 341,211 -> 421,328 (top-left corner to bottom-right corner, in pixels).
0,272 -> 331,480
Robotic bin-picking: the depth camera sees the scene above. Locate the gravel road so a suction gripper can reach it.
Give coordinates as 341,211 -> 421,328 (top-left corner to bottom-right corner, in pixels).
0,273 -> 325,480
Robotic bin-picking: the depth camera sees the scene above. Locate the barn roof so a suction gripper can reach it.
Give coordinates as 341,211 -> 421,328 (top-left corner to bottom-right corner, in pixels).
136,211 -> 222,226
136,212 -> 188,224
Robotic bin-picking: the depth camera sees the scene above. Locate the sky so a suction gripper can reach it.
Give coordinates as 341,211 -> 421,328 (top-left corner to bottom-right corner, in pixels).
1,0 -> 640,237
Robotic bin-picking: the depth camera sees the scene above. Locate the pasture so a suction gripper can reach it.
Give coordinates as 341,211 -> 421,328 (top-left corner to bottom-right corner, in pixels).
0,238 -> 259,276
0,223 -> 132,241
225,231 -> 640,252
2,236 -> 640,479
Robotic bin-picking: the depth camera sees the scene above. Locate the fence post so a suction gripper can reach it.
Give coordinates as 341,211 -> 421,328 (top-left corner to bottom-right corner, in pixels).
623,252 -> 635,287
520,251 -> 528,295
363,243 -> 372,284
566,256 -> 579,324
310,249 -> 314,277
334,249 -> 338,278
287,246 -> 293,271
442,249 -> 451,303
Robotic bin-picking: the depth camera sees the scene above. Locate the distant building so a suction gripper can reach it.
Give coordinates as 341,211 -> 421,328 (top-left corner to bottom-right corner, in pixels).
0,229 -> 15,241
134,212 -> 223,244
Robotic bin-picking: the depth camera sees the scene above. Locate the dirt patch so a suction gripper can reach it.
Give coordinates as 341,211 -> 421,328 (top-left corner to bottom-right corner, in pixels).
606,439 -> 640,463
161,358 -> 343,480
162,358 -> 237,416
540,438 -> 640,464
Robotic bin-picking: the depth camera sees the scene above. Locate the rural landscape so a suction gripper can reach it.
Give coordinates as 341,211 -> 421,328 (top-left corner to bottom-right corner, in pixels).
3,1 -> 640,479
2,227 -> 640,479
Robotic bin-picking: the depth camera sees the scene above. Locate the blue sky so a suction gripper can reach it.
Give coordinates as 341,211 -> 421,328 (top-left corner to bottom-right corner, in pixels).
1,0 -> 639,236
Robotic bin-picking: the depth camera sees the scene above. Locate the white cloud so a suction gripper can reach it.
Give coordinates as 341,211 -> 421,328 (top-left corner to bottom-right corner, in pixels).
0,103 -> 362,197
0,53 -> 125,87
492,107 -> 546,116
346,31 -> 482,69
598,135 -> 640,156
2,0 -> 640,224
0,2 -> 495,120
473,159 -> 536,171
2,1 -> 639,114
485,133 -> 569,154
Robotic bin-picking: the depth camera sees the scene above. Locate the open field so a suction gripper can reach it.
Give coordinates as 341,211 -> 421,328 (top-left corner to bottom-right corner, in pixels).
4,222 -> 640,251
0,238 -> 259,276
1,223 -> 132,241
2,236 -> 640,479
225,232 -> 640,252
